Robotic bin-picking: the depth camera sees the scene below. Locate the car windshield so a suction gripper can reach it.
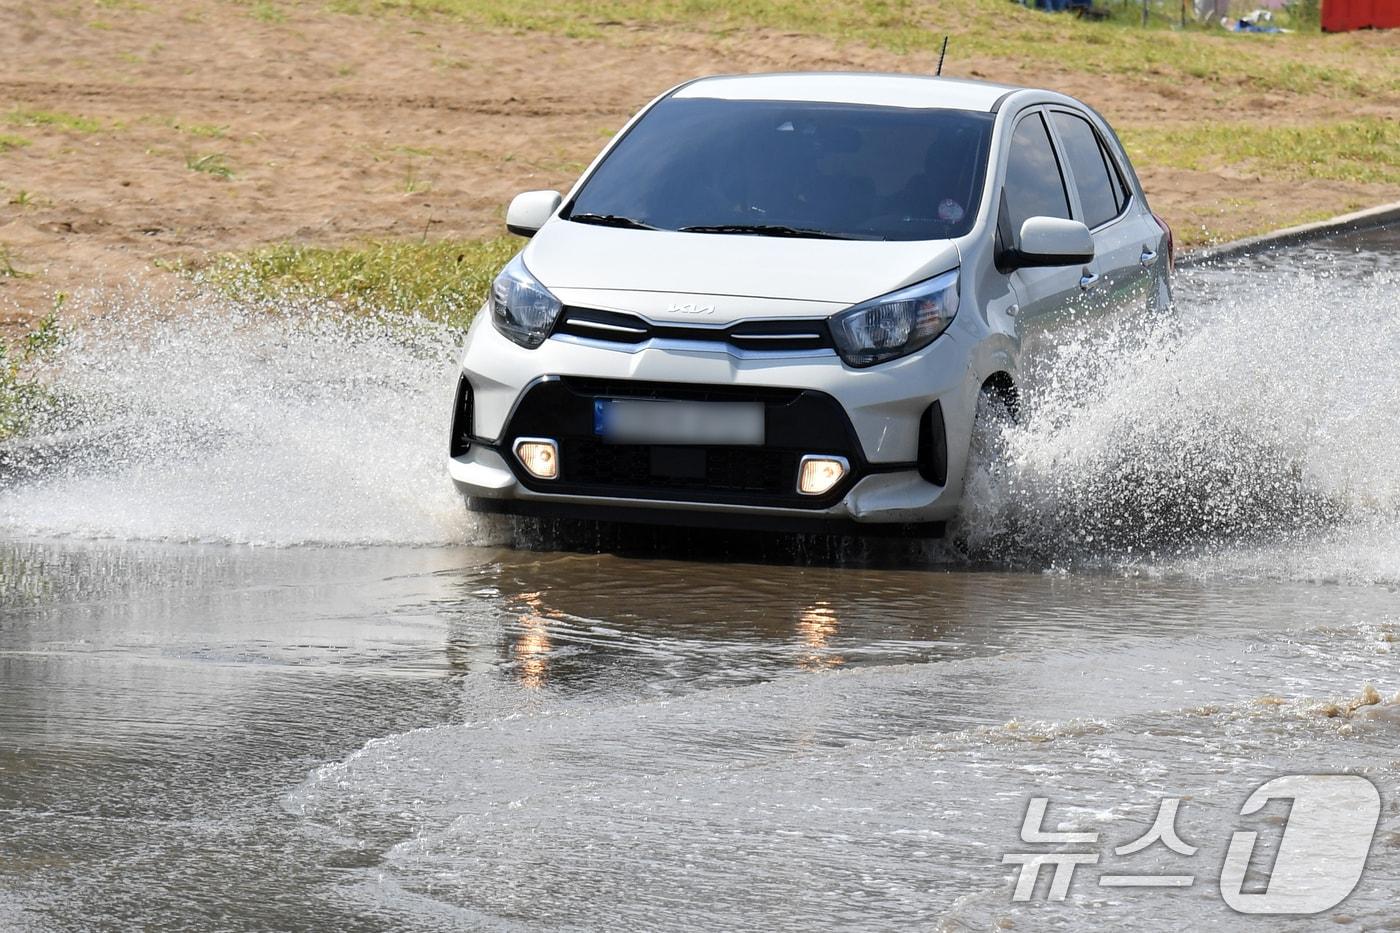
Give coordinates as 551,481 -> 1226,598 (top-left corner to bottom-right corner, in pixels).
565,97 -> 995,242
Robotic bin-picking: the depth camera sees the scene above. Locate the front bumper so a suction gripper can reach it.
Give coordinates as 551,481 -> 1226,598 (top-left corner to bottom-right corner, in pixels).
450,444 -> 949,532
448,311 -> 982,528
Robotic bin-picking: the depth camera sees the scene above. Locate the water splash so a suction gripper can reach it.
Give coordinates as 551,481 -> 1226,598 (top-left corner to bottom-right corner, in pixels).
960,252 -> 1400,576
0,289 -> 485,546
2,237 -> 1397,571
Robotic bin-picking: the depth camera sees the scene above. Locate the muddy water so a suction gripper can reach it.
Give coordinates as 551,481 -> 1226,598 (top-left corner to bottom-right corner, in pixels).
1,227 -> 1398,930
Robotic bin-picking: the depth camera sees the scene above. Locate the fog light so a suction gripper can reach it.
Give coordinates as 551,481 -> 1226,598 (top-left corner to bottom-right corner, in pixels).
797,455 -> 849,496
514,437 -> 559,480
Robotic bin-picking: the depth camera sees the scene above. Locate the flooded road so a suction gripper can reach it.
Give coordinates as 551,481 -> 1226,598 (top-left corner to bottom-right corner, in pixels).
1,226 -> 1398,930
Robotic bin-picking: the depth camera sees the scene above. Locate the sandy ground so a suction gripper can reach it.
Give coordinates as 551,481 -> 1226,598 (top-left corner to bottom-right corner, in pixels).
1,0 -> 1397,332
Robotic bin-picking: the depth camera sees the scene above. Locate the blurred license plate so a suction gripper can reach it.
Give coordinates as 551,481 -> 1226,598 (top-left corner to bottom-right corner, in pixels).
594,399 -> 765,445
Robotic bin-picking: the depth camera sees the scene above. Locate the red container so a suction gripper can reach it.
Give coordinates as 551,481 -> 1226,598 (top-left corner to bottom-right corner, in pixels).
1322,0 -> 1400,31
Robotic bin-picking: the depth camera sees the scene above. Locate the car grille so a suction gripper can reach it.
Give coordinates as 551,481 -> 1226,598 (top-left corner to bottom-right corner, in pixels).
563,439 -> 794,495
499,378 -> 862,508
553,307 -> 835,354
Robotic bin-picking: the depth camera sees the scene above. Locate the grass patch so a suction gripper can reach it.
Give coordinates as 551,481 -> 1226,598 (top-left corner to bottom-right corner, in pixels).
326,0 -> 1398,97
179,122 -> 228,139
6,108 -> 102,133
186,152 -> 234,178
148,116 -> 231,138
401,166 -> 431,194
200,236 -> 519,326
340,0 -> 936,44
0,246 -> 31,279
250,1 -> 286,22
1121,117 -> 1400,186
0,133 -> 31,153
0,316 -> 62,442
389,144 -> 437,158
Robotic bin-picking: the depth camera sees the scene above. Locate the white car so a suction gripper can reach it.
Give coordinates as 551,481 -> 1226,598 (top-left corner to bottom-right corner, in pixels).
448,73 -> 1172,535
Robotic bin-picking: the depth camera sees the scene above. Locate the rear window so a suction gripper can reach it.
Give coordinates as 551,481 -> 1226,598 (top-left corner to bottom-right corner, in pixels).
1052,111 -> 1126,229
566,97 -> 995,241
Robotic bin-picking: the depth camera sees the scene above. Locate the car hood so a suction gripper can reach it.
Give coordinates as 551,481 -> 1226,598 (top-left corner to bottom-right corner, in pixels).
522,220 -> 962,321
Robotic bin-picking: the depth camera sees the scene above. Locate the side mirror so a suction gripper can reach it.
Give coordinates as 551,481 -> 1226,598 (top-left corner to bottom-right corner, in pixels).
506,190 -> 562,238
1005,216 -> 1094,269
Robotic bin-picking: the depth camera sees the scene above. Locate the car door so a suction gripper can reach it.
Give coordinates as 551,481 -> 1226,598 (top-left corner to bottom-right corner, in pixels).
1047,107 -> 1160,321
996,108 -> 1088,355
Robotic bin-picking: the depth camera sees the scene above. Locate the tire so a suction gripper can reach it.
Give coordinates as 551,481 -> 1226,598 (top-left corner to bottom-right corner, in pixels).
970,382 -> 1018,467
950,384 -> 1021,555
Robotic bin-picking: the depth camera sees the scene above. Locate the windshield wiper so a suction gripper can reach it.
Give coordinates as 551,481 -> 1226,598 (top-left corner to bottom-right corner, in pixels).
568,212 -> 659,231
679,224 -> 880,241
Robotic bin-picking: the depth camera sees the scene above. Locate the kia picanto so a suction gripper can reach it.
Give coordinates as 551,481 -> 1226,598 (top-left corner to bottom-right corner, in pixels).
448,73 -> 1172,535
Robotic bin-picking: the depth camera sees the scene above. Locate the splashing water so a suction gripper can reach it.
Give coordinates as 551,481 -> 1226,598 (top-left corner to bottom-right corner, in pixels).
1,233 -> 1397,571
960,242 -> 1400,577
0,291 -> 484,546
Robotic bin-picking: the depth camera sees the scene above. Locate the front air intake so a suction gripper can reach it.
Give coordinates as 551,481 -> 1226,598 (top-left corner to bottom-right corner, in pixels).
449,375 -> 474,457
917,401 -> 948,486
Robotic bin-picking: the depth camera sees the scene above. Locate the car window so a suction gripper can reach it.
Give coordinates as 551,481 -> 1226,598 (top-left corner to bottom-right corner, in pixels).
566,98 -> 995,241
1102,136 -> 1131,213
1052,111 -> 1123,229
1003,112 -> 1071,235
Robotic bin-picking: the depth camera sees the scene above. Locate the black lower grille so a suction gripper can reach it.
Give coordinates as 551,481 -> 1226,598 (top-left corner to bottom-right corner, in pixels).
564,439 -> 794,495
496,379 -> 864,508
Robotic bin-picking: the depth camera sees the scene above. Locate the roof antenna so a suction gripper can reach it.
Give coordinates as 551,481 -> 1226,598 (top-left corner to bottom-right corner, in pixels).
936,36 -> 949,76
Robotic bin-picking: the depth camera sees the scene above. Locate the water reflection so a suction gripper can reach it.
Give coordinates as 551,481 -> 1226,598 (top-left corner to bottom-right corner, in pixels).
510,591 -> 554,689
796,602 -> 843,671
6,531 -> 1400,930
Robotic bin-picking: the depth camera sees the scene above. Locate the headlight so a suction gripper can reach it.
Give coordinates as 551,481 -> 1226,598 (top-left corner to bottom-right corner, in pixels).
830,269 -> 960,368
490,254 -> 562,349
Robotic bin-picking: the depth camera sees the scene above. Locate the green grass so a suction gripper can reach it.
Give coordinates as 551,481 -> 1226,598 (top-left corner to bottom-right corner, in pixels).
186,152 -> 234,178
0,133 -> 31,153
1121,117 -> 1400,186
250,1 -> 286,22
401,166 -> 431,193
147,116 -> 231,138
6,108 -> 102,133
341,0 -> 932,44
181,122 -> 228,139
200,236 -> 519,325
324,0 -> 1399,96
0,315 -> 61,442
0,246 -> 30,279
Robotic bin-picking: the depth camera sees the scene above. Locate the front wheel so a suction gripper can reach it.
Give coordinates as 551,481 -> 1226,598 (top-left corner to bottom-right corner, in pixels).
949,384 -> 1021,555
969,383 -> 1018,467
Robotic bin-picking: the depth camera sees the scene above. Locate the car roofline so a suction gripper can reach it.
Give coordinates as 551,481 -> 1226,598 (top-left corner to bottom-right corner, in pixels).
671,71 -> 1024,113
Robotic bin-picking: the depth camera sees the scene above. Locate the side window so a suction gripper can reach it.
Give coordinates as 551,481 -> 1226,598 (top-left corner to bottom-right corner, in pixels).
1052,111 -> 1123,229
1101,137 -> 1131,213
1003,112 -> 1071,236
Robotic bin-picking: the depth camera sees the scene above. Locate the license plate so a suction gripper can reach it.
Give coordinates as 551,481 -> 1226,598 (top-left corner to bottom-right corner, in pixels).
594,399 -> 765,446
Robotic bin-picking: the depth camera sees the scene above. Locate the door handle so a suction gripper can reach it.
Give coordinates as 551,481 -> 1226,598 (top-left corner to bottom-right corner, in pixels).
1139,246 -> 1158,267
1079,271 -> 1100,290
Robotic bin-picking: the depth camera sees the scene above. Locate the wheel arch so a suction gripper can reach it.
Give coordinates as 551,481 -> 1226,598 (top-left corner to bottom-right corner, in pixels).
979,370 -> 1021,420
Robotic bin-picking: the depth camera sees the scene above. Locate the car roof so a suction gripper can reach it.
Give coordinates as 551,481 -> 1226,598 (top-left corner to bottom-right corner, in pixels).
672,72 -> 1021,112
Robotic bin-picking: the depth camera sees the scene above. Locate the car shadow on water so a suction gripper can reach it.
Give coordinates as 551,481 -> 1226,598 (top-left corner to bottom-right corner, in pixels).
496,513 -> 978,570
